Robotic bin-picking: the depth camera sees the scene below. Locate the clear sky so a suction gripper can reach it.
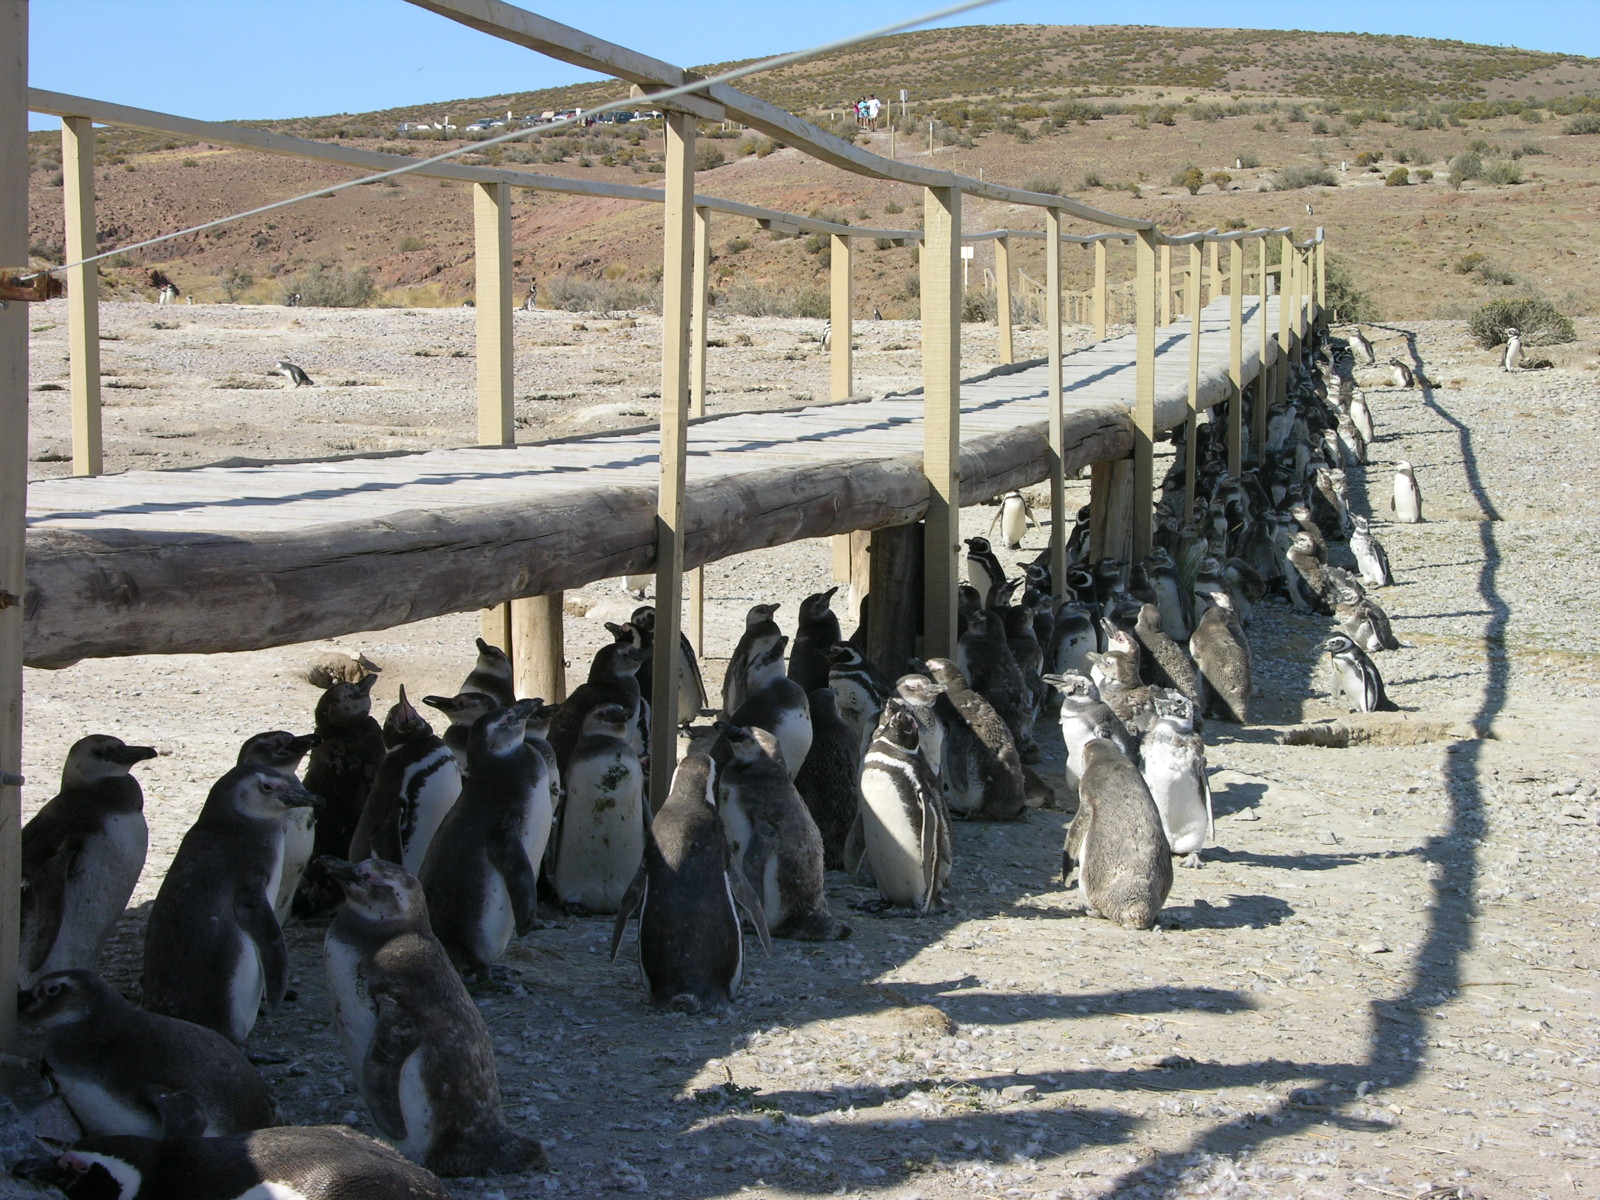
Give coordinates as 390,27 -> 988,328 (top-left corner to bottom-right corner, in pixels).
26,0 -> 1600,131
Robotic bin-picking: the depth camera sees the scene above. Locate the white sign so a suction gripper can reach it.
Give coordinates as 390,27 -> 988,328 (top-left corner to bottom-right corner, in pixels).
960,245 -> 975,259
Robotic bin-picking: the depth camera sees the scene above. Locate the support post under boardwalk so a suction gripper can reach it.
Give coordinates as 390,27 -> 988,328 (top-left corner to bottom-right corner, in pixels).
1256,235 -> 1270,451
1207,239 -> 1221,307
1092,239 -> 1107,341
863,522 -> 921,676
1045,209 -> 1066,596
1131,229 -> 1158,561
1088,459 -> 1133,564
1227,240 -> 1244,478
919,185 -> 962,659
473,181 -> 514,446
1315,230 -> 1327,324
688,205 -> 711,657
513,593 -> 565,703
994,234 -> 1014,364
1158,242 -> 1171,327
1183,243 -> 1202,524
649,111 -> 696,807
829,231 -> 853,401
1277,233 -> 1293,404
1,0 -> 29,1062
62,115 -> 101,477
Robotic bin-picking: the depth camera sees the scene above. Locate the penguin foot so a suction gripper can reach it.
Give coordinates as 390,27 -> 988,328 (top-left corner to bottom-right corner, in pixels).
561,900 -> 594,918
246,1050 -> 290,1066
1178,852 -> 1204,869
469,964 -> 526,993
849,897 -> 897,915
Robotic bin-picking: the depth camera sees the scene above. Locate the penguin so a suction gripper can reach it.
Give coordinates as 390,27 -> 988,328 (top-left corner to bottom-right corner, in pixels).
987,490 -> 1038,549
236,731 -> 319,926
143,766 -> 320,1044
623,572 -> 652,599
19,735 -> 157,988
963,536 -> 1007,606
551,703 -> 645,915
956,608 -> 1036,761
1044,672 -> 1135,797
1138,693 -> 1212,868
918,657 -> 1025,821
1349,515 -> 1393,587
727,635 -> 812,782
547,641 -> 645,776
1336,412 -> 1367,465
350,686 -> 462,875
1391,460 -> 1423,524
1062,738 -> 1173,929
787,586 -> 842,695
1349,390 -> 1375,445
1131,603 -> 1201,709
722,602 -> 782,716
1064,503 -> 1093,566
1045,600 -> 1097,679
853,698 -> 951,914
319,857 -> 546,1176
20,969 -> 277,1137
294,674 -> 385,919
1143,547 -> 1191,642
793,687 -> 862,870
1387,357 -> 1414,389
610,753 -> 772,1014
715,723 -> 849,940
890,672 -> 949,784
1286,530 -> 1337,614
1325,633 -> 1398,713
270,359 -> 314,387
1502,327 -> 1523,371
1088,638 -> 1161,734
418,701 -> 551,975
629,604 -> 708,726
420,690 -> 496,777
13,1125 -> 452,1199
1189,596 -> 1252,725
1350,326 -> 1376,366
825,643 -> 893,756
460,636 -> 515,707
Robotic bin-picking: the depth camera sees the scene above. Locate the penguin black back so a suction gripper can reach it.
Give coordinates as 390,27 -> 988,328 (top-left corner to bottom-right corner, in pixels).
295,674 -> 385,917
787,586 -> 842,694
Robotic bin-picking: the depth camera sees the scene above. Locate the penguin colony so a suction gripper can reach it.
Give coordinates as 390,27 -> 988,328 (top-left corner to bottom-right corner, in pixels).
11,323 -> 1414,1193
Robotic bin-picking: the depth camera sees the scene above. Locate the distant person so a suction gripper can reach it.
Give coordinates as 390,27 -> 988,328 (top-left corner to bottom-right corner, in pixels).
867,95 -> 881,131
854,98 -> 866,130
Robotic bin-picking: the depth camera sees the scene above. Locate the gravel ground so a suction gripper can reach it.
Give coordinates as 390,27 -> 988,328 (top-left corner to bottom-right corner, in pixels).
13,308 -> 1600,1199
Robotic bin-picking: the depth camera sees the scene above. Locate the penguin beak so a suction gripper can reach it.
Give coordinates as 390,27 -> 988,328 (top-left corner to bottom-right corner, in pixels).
281,779 -> 323,809
315,856 -> 363,887
420,694 -> 453,713
109,745 -> 158,766
510,698 -> 543,720
356,673 -> 379,696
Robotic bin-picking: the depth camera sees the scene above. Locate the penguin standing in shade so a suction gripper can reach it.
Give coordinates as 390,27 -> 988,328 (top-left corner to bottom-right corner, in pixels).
143,766 -> 321,1043
350,686 -> 462,875
1349,389 -> 1375,445
728,636 -> 812,782
1325,633 -> 1398,713
1391,461 -> 1423,524
957,608 -> 1036,760
1063,739 -> 1173,929
963,536 -> 1008,605
551,703 -> 645,915
611,754 -> 771,1014
794,687 -> 863,870
460,637 -> 515,706
237,730 -> 319,926
294,674 -> 385,918
630,604 -> 708,726
825,643 -> 893,755
1502,327 -> 1523,371
787,586 -> 842,694
19,735 -> 157,987
722,602 -> 782,716
1189,594 -> 1252,725
1044,673 -> 1135,797
853,698 -> 951,914
548,641 -> 645,775
421,691 -> 496,777
320,857 -> 546,1176
919,657 -> 1025,821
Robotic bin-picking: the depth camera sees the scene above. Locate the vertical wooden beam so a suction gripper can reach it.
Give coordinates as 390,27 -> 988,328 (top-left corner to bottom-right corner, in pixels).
1206,238 -> 1221,306
688,205 -> 711,658
994,234 -> 1014,364
1183,243 -> 1202,524
1277,233 -> 1293,404
480,604 -> 512,655
1092,239 -> 1107,341
62,116 -> 101,477
1158,241 -> 1172,326
1131,230 -> 1158,561
1045,209 -> 1066,596
1088,459 -> 1132,564
863,522 -> 921,675
512,594 -> 566,702
919,185 -> 962,660
829,231 -> 853,400
1227,240 -> 1244,477
1315,229 -> 1326,323
649,110 -> 696,808
0,0 -> 28,1064
1255,235 -> 1270,452
473,181 -> 514,446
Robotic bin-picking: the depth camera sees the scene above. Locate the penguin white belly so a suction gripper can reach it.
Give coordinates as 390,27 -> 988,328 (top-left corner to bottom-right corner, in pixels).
555,754 -> 645,912
325,939 -> 377,1071
1053,632 -> 1095,678
832,681 -> 879,755
859,758 -> 929,908
1144,757 -> 1209,855
227,926 -> 267,1044
42,810 -> 147,977
517,778 -> 555,881
1057,714 -> 1095,790
235,1185 -> 314,1200
480,874 -> 516,961
400,752 -> 463,875
1000,499 -> 1027,548
718,794 -> 753,875
769,709 -> 813,781
391,1052 -> 436,1163
53,1071 -> 161,1137
275,808 -> 315,925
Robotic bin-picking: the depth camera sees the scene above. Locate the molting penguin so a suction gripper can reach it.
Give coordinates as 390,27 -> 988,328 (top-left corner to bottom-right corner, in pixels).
918,657 -> 1026,821
715,724 -> 849,940
461,637 -> 515,707
19,735 -> 157,987
722,602 -> 782,716
1138,693 -> 1212,868
787,587 -> 842,695
825,643 -> 893,756
793,687 -> 863,870
854,699 -> 951,914
551,703 -> 645,915
1044,673 -> 1135,797
350,686 -> 462,875
1189,595 -> 1253,725
13,1125 -> 452,1199
236,730 -> 319,927
21,969 -> 277,1137
610,754 -> 771,1014
418,701 -> 551,975
1063,739 -> 1173,929
1391,461 -> 1423,524
420,690 -> 495,778
727,636 -> 812,782
956,608 -> 1037,761
1324,633 -> 1398,713
548,642 -> 645,777
320,857 -> 546,1176
1131,603 -> 1201,709
294,674 -> 385,919
143,766 -> 320,1043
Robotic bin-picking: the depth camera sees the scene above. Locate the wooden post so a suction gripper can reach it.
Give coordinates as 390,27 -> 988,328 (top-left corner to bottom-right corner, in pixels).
1,0 -> 28,1062
649,110 -> 696,808
1277,233 -> 1293,404
994,234 -> 1014,364
920,185 -> 962,660
829,231 -> 853,401
1255,235 -> 1270,451
688,204 -> 712,658
863,522 -> 921,675
1207,238 -> 1221,306
1158,241 -> 1171,327
1088,459 -> 1132,564
473,181 -> 514,446
1183,243 -> 1201,524
1227,239 -> 1244,477
1315,230 -> 1326,323
1131,230 -> 1157,561
1092,239 -> 1107,341
62,115 -> 101,477
512,593 -> 565,702
1045,209 -> 1066,595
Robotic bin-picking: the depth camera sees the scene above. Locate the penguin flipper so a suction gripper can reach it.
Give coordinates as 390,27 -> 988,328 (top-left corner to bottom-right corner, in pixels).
609,868 -> 646,962
234,889 -> 289,1008
363,996 -> 424,1142
20,838 -> 77,974
151,1090 -> 208,1138
841,809 -> 866,878
727,870 -> 773,956
487,830 -> 539,936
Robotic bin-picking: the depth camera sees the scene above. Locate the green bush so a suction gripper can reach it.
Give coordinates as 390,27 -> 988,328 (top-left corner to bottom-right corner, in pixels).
1209,171 -> 1233,189
396,235 -> 427,253
1235,151 -> 1261,169
1078,171 -> 1105,190
1467,297 -> 1575,348
1415,168 -> 1435,182
724,237 -> 751,255
216,265 -> 254,303
695,144 -> 726,172
1564,113 -> 1600,134
1322,252 -> 1377,325
1480,159 -> 1523,185
1021,175 -> 1062,196
277,265 -> 375,308
1272,164 -> 1336,190
1173,166 -> 1205,195
1449,150 -> 1483,180
717,282 -> 828,319
962,289 -> 996,323
1385,167 -> 1410,186
542,275 -> 660,313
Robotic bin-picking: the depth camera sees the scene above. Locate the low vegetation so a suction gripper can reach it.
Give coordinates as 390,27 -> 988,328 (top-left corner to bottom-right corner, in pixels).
1467,297 -> 1576,347
1272,164 -> 1337,190
716,282 -> 829,320
542,276 -> 660,314
276,265 -> 376,308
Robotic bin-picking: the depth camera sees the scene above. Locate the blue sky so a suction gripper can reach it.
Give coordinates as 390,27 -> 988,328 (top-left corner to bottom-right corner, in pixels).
27,0 -> 1600,131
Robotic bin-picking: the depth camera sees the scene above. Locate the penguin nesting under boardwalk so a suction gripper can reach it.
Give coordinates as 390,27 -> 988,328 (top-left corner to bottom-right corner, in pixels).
728,636 -> 812,782
825,643 -> 893,756
143,766 -> 320,1044
918,657 -> 1026,821
1325,633 -> 1398,713
794,687 -> 863,870
14,1125 -> 452,1199
1063,739 -> 1173,929
630,604 -> 708,726
460,637 -> 515,707
787,587 -> 842,695
963,536 -> 1008,606
294,674 -> 385,919
611,754 -> 772,1014
1189,595 -> 1252,725
957,608 -> 1037,761
716,724 -> 849,940
1391,461 -> 1423,524
321,857 -> 546,1176
237,730 -> 319,926
20,735 -> 157,988
548,642 -> 645,777
551,703 -> 645,915
350,686 -> 461,875
853,699 -> 951,914
722,602 -> 782,716
421,690 -> 496,778
21,968 -> 278,1137
1138,694 -> 1212,868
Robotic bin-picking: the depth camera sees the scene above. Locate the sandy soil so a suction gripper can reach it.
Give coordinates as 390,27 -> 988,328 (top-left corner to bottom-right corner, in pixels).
13,304 -> 1600,1199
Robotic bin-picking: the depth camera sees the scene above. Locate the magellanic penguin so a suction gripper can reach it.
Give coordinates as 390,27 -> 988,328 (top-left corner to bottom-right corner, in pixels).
715,723 -> 849,940
1391,461 -> 1423,524
1063,739 -> 1173,929
549,641 -> 646,777
21,969 -> 278,1137
1043,672 -> 1135,798
793,687 -> 863,870
1045,600 -> 1098,680
1387,357 -> 1414,389
890,672 -> 949,785
294,674 -> 385,919
1138,693 -> 1213,868
1325,633 -> 1398,713
350,686 -> 462,875
461,636 -> 516,707
19,735 -> 157,988
143,766 -> 321,1044
728,635 -> 812,782
918,657 -> 1026,821
271,359 -> 315,388
722,602 -> 782,716
988,490 -> 1038,549
236,730 -> 319,927
1189,595 -> 1253,725
551,703 -> 645,915
787,586 -> 842,695
1350,326 -> 1376,366
13,1125 -> 452,1199
1350,389 -> 1375,445
418,701 -> 551,975
1131,603 -> 1201,711
420,690 -> 496,778
630,604 -> 708,727
611,753 -> 772,1014
1502,327 -> 1523,371
963,536 -> 1008,606
956,608 -> 1037,761
321,857 -> 545,1176
1349,515 -> 1394,588
853,699 -> 951,914
825,643 -> 893,756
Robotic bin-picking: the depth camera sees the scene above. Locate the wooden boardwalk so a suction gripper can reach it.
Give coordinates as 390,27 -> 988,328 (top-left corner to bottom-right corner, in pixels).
23,296 -> 1279,667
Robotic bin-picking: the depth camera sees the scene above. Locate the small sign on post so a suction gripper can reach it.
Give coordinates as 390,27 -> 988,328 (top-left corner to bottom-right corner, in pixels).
0,269 -> 64,303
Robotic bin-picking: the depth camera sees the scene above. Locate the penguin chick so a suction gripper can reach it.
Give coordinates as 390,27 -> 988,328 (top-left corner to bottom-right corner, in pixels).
794,688 -> 863,870
1063,739 -> 1173,929
1189,598 -> 1252,725
787,586 -> 842,695
722,602 -> 782,716
294,674 -> 385,919
421,690 -> 497,777
237,729 -> 320,924
918,657 -> 1026,821
460,636 -> 515,707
